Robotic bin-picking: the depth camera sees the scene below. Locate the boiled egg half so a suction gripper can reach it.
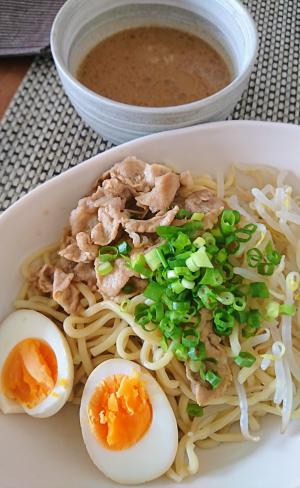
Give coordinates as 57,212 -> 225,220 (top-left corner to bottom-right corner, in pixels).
0,309 -> 74,418
80,358 -> 178,485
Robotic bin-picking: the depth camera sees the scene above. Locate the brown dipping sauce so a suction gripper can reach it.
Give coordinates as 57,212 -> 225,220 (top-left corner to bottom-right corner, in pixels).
77,26 -> 231,107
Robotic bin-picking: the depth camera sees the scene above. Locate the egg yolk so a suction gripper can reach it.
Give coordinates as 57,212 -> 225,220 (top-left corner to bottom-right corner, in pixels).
88,372 -> 152,450
2,338 -> 58,408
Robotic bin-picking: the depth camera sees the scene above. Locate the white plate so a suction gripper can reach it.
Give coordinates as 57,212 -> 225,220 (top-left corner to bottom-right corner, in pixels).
0,121 -> 299,488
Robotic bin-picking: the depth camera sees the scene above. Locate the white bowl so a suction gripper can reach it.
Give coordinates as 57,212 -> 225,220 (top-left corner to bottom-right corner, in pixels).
0,121 -> 299,488
50,0 -> 257,144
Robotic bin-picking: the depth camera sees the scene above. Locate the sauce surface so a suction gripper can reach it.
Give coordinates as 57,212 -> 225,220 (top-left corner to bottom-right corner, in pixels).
77,26 -> 231,107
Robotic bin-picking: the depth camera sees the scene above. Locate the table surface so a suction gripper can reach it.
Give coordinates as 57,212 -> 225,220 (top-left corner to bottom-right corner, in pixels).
0,57 -> 32,119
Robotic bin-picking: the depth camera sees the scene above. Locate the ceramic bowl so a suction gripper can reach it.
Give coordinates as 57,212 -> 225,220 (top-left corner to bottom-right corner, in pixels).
0,121 -> 300,488
51,0 -> 257,144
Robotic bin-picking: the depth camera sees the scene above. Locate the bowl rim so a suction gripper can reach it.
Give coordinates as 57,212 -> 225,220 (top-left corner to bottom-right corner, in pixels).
50,0 -> 258,115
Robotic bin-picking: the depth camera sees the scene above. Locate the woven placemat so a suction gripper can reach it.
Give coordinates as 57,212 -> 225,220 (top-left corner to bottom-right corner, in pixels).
1,0 -> 300,213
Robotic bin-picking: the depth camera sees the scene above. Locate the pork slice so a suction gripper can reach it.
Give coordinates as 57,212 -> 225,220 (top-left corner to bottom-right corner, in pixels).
95,258 -> 138,298
185,321 -> 232,406
143,163 -> 170,186
59,233 -> 98,263
102,157 -> 149,193
59,256 -> 76,274
37,264 -> 54,293
73,262 -> 97,291
135,172 -> 180,213
69,203 -> 98,236
91,197 -> 129,246
125,206 -> 178,234
184,189 -> 224,229
52,268 -> 80,314
69,186 -> 124,236
102,178 -> 132,199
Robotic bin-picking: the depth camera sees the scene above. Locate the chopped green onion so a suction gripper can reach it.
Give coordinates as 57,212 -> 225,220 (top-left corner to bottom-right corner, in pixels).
117,241 -> 131,255
181,278 -> 195,289
176,209 -> 192,219
155,247 -> 168,268
198,286 -> 217,308
242,325 -> 256,338
279,303 -> 296,316
243,223 -> 257,233
135,304 -> 151,326
265,301 -> 279,319
257,262 -> 275,276
173,233 -> 191,251
232,296 -> 247,311
144,282 -> 164,301
171,280 -> 185,294
182,329 -> 200,348
131,254 -> 152,278
217,291 -> 234,305
213,309 -> 235,335
160,337 -> 168,352
167,270 -> 177,280
98,246 -> 118,262
191,212 -> 204,221
249,282 -> 270,298
193,237 -> 206,248
186,256 -> 199,272
200,268 -> 224,287
247,248 -> 263,268
235,228 -> 253,243
267,251 -> 281,265
172,301 -> 190,312
179,221 -> 203,235
145,248 -> 161,271
247,309 -> 261,328
97,261 -> 113,276
157,221 -> 202,239
225,234 -> 240,255
205,369 -> 221,389
220,210 -> 236,235
187,402 -> 203,417
150,302 -> 164,322
191,247 -> 213,269
216,248 -> 228,264
232,210 -> 241,224
234,352 -> 256,368
203,232 -> 216,246
187,342 -> 206,360
173,343 -> 188,361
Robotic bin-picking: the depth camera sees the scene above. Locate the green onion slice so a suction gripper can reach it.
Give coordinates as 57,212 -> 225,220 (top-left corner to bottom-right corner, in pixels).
187,402 -> 204,417
249,282 -> 270,298
97,261 -> 113,276
98,246 -> 118,262
117,241 -> 131,255
234,352 -> 256,368
205,369 -> 221,389
247,248 -> 263,268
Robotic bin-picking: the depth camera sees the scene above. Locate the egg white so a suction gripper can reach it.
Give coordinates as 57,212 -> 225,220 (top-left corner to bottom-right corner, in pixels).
0,309 -> 74,418
80,358 -> 178,485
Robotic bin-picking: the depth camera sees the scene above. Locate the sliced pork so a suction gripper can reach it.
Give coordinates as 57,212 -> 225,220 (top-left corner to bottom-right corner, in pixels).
136,172 -> 180,212
52,268 -> 80,314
